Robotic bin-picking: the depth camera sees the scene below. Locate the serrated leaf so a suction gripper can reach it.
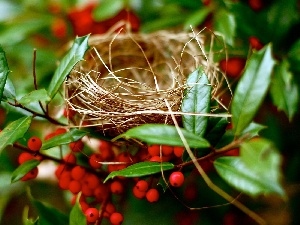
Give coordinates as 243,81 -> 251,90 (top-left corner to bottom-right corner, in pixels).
270,60 -> 299,121
93,0 -> 124,21
114,124 -> 210,148
231,44 -> 275,136
11,159 -> 40,183
69,194 -> 86,225
31,199 -> 68,225
47,35 -> 89,99
0,116 -> 32,153
181,68 -> 211,137
41,128 -> 88,150
214,9 -> 236,46
0,45 -> 9,102
214,156 -> 285,197
18,89 -> 50,105
104,162 -> 174,182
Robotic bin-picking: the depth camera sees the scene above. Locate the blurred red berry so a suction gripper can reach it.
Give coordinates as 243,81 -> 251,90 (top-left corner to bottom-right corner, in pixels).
248,0 -> 263,11
219,57 -> 246,78
146,188 -> 160,203
21,167 -> 39,181
85,207 -> 99,223
249,36 -> 264,50
51,18 -> 67,39
110,212 -> 124,225
69,140 -> 84,152
89,153 -> 103,169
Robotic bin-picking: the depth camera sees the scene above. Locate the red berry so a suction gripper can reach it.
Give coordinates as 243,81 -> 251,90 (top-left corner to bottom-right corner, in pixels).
21,167 -> 38,181
149,156 -> 162,162
135,180 -> 148,192
18,152 -> 34,164
51,18 -> 67,39
85,207 -> 99,223
146,188 -> 159,203
110,180 -> 124,194
162,145 -> 173,156
249,36 -> 264,50
89,153 -> 102,169
64,153 -> 76,164
71,166 -> 86,180
219,57 -> 246,78
69,140 -> 84,153
55,127 -> 67,135
248,0 -> 263,11
103,202 -> 116,218
81,183 -> 94,197
69,180 -> 82,194
58,171 -> 72,190
27,136 -> 42,152
63,108 -> 76,118
148,145 -> 160,156
173,146 -> 184,158
83,173 -> 100,190
169,171 -> 185,187
98,140 -> 114,160
132,186 -> 146,199
94,184 -> 109,201
110,212 -> 123,225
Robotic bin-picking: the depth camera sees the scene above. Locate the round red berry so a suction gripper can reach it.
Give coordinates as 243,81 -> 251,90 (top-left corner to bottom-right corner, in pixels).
110,212 -> 123,225
103,202 -> 116,218
89,153 -> 102,169
249,36 -> 264,50
110,180 -> 124,194
27,136 -> 42,152
135,180 -> 148,192
132,186 -> 146,199
173,146 -> 184,158
146,188 -> 159,203
18,152 -> 35,164
21,167 -> 38,181
71,166 -> 86,181
85,207 -> 99,223
162,145 -> 173,156
69,180 -> 82,194
69,140 -> 84,152
148,145 -> 160,156
219,57 -> 246,78
169,171 -> 185,187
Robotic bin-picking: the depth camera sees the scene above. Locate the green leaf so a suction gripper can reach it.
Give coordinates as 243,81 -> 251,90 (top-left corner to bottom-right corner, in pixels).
69,194 -> 86,225
47,35 -> 90,99
214,9 -> 236,46
18,89 -> 51,105
0,45 -> 9,103
104,161 -> 174,182
183,7 -> 211,30
41,128 -> 88,150
270,60 -> 299,121
31,199 -> 69,225
141,16 -> 185,33
181,68 -> 211,137
3,77 -> 15,100
241,122 -> 266,138
93,0 -> 124,21
0,116 -> 32,153
231,44 -> 275,136
11,159 -> 40,183
114,124 -> 210,148
214,156 -> 285,197
204,117 -> 228,146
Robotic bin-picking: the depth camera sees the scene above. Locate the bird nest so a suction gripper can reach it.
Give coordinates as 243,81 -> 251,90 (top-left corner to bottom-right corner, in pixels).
65,29 -> 225,137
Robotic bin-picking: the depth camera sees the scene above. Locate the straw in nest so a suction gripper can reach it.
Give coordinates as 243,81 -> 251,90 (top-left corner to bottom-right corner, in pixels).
65,29 -> 226,137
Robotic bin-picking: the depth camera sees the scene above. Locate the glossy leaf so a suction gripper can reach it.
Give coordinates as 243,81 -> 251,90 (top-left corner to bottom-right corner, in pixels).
241,122 -> 266,138
114,124 -> 210,148
0,45 -> 9,102
11,159 -> 40,183
231,44 -> 275,136
47,35 -> 89,99
214,156 -> 285,197
18,89 -> 50,105
214,9 -> 236,46
31,199 -> 69,225
3,77 -> 15,100
104,162 -> 174,182
93,0 -> 123,21
0,116 -> 32,153
41,129 -> 88,150
270,60 -> 298,121
240,138 -> 283,183
181,68 -> 211,137
69,194 -> 86,225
